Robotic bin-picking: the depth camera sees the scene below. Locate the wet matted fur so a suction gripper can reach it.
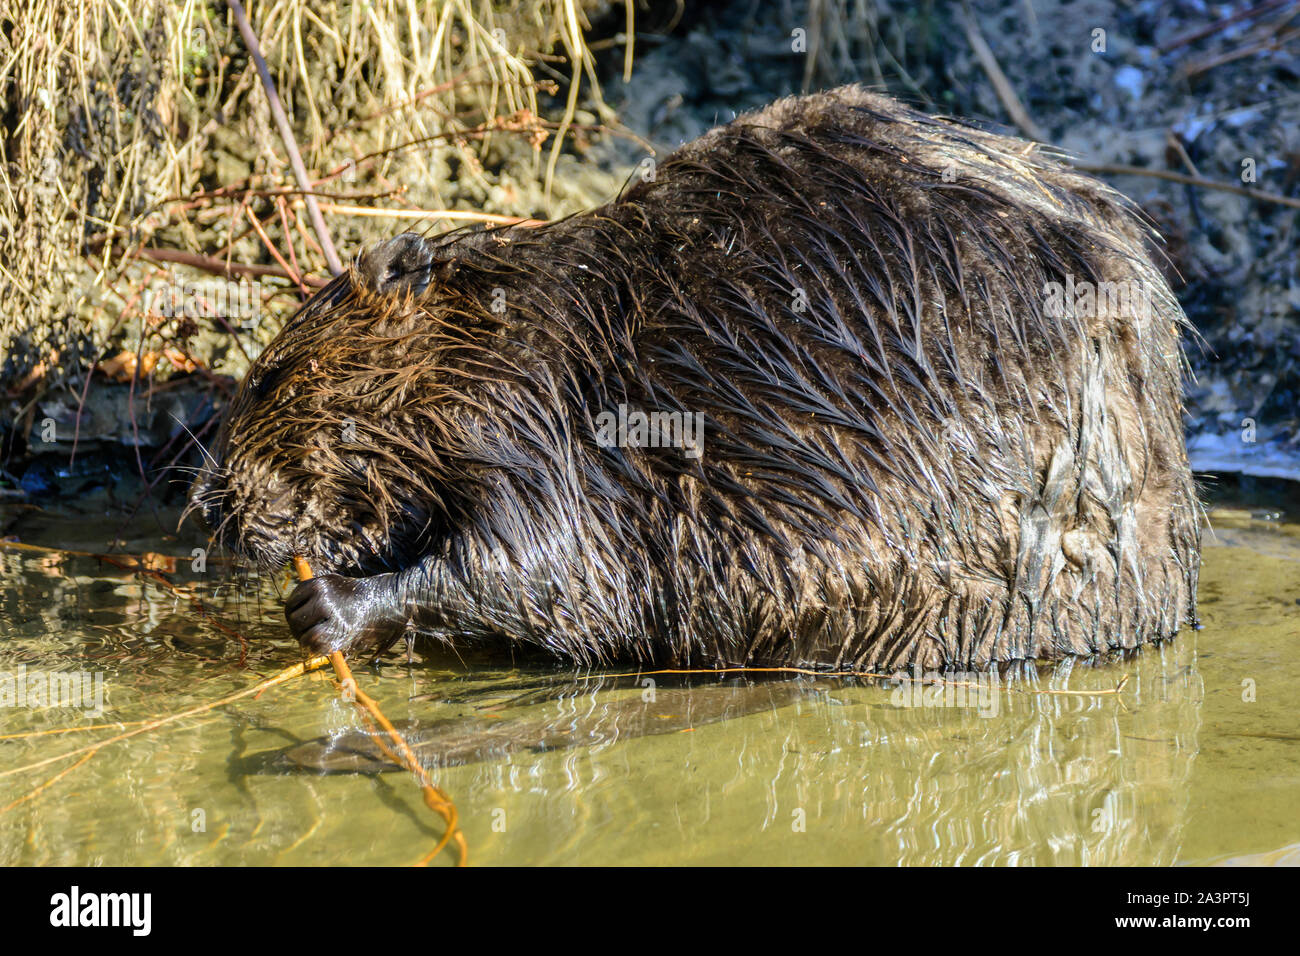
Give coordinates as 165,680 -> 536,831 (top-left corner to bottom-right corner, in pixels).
191,86 -> 1202,671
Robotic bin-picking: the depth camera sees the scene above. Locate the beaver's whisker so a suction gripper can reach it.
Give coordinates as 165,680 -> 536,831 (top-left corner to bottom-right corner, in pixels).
169,412 -> 217,469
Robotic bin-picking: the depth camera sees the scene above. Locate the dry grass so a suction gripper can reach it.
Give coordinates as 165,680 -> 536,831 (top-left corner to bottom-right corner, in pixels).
0,0 -> 618,397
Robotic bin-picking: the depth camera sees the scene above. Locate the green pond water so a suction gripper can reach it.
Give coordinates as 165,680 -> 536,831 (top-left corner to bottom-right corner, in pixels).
1,477 -> 1297,866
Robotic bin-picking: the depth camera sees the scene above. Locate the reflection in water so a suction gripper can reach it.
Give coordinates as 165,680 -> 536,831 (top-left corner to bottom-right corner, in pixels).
841,651 -> 1200,866
271,679 -> 815,774
256,643 -> 1202,866
0,491 -> 1295,865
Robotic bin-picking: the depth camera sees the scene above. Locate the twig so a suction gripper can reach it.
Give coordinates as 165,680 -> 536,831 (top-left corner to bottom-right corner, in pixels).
162,184 -> 401,205
1036,673 -> 1131,696
310,201 -> 543,228
1,753 -> 95,813
622,0 -> 636,83
244,206 -> 306,294
544,0 -> 587,208
1159,0 -> 1295,53
959,1 -> 1047,142
0,720 -> 160,741
1184,23 -> 1300,78
0,658 -> 328,782
275,196 -> 307,299
227,0 -> 343,275
291,557 -> 466,866
1072,162 -> 1300,210
136,247 -> 327,285
1165,131 -> 1202,178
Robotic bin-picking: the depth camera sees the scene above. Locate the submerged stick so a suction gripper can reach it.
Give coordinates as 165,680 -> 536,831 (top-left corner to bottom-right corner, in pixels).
291,557 -> 466,866
1,752 -> 95,814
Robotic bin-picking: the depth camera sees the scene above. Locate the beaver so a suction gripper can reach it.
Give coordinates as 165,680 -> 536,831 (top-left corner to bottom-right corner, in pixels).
190,86 -> 1201,672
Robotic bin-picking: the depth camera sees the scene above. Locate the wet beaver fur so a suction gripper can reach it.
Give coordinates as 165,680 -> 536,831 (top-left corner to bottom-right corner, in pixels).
191,86 -> 1201,671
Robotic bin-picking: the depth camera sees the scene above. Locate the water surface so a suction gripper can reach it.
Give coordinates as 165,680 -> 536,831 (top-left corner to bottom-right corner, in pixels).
1,479 -> 1297,865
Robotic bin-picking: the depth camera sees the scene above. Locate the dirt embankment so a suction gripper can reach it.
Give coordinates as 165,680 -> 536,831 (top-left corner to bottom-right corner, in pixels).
3,0 -> 1299,508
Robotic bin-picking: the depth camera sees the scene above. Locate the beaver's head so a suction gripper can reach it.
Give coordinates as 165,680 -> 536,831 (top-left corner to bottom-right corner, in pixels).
188,233 -> 513,575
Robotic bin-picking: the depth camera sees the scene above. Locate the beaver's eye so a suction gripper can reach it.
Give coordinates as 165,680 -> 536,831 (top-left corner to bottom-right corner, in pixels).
248,363 -> 287,402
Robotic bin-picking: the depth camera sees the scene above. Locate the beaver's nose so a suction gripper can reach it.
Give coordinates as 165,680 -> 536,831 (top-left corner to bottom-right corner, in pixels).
186,473 -> 223,533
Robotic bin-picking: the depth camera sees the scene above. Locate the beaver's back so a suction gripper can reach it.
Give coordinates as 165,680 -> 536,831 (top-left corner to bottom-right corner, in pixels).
489,87 -> 1200,669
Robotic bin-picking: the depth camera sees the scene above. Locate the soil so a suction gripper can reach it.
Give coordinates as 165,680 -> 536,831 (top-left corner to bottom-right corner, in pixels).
6,0 -> 1299,503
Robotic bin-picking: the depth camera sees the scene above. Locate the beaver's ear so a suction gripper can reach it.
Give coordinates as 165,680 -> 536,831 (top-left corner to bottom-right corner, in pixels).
356,232 -> 456,295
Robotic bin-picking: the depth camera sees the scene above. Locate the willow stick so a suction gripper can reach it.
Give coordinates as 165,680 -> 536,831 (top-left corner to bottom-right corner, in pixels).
291,557 -> 466,866
0,753 -> 96,813
227,0 -> 343,275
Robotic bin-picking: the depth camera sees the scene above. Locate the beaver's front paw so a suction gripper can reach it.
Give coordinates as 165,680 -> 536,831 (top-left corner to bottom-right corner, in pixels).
285,574 -> 402,658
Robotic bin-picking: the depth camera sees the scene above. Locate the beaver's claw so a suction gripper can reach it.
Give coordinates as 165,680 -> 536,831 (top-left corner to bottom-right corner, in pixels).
285,574 -> 403,658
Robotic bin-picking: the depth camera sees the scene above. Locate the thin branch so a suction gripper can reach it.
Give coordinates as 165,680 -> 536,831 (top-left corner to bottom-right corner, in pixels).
227,0 -> 343,274
1073,162 -> 1300,210
959,1 -> 1047,142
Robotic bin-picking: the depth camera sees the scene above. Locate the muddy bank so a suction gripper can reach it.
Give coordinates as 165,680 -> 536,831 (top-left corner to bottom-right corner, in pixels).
585,0 -> 1300,479
4,0 -> 1299,504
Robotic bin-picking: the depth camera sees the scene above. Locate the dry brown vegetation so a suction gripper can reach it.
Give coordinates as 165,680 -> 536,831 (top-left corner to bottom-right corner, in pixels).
0,0 -> 619,397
